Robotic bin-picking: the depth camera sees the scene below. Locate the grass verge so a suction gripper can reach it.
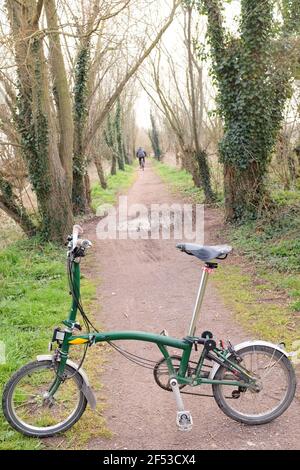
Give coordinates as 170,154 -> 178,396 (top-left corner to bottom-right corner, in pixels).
154,160 -> 300,348
214,265 -> 300,348
0,165 -> 137,449
153,160 -> 205,203
91,164 -> 136,212
0,239 -> 110,450
214,189 -> 300,349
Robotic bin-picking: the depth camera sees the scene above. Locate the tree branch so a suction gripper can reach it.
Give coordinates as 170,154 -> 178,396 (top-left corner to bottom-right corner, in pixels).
86,0 -> 180,145
0,141 -> 23,148
32,0 -> 44,26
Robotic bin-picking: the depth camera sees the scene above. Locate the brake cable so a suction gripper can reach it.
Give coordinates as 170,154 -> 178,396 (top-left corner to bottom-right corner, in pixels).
54,255 -> 96,381
63,254 -> 237,398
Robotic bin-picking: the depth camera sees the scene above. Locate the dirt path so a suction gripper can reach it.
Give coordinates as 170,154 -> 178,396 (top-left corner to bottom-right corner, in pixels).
83,162 -> 300,450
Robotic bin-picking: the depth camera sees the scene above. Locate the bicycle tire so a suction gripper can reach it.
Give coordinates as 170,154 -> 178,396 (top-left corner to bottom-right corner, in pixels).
212,345 -> 296,425
2,360 -> 87,437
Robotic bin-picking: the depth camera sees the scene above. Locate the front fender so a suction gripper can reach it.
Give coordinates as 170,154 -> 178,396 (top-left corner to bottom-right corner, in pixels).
37,354 -> 96,410
209,340 -> 290,380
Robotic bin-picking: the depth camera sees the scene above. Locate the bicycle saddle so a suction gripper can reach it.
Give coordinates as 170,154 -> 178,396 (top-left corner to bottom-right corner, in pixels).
176,243 -> 232,262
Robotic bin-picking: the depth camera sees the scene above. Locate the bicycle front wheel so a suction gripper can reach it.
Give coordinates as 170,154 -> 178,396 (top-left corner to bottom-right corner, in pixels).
2,360 -> 87,437
213,345 -> 296,425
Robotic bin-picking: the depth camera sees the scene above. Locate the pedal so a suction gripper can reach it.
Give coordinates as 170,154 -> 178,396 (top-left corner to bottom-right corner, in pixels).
170,378 -> 193,431
176,411 -> 193,432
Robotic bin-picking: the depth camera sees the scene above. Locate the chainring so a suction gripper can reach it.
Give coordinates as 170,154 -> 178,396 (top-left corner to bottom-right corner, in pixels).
153,355 -> 192,391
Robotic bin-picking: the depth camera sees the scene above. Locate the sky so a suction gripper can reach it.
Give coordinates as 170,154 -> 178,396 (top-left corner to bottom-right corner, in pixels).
134,0 -> 240,129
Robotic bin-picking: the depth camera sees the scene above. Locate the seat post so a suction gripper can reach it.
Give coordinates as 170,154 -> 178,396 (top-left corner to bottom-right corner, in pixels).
188,264 -> 215,337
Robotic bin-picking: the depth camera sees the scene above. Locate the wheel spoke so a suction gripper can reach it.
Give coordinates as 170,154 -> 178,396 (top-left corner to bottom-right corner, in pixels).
6,362 -> 85,434
214,346 -> 294,423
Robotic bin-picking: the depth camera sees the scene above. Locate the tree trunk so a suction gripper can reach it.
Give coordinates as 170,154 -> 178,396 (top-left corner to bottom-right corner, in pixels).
117,154 -> 125,171
115,99 -> 125,171
190,159 -> 202,188
72,168 -> 88,214
44,0 -> 73,195
287,154 -> 297,188
94,154 -> 107,189
44,163 -> 74,241
73,42 -> 91,214
123,143 -> 130,165
181,148 -> 201,187
111,153 -> 117,175
30,37 -> 74,241
224,162 -> 267,222
84,173 -> 92,208
202,0 -> 289,219
195,149 -> 215,202
294,142 -> 300,177
0,177 -> 36,237
186,5 -> 215,203
6,0 -> 73,242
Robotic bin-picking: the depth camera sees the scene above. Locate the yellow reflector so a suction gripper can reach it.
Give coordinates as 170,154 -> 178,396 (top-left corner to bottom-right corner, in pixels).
69,338 -> 89,345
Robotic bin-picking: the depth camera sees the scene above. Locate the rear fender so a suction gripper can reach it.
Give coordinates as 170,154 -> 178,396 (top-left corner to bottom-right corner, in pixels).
37,354 -> 96,410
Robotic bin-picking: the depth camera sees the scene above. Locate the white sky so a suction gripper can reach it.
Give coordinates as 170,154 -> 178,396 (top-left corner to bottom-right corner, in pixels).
134,0 -> 240,129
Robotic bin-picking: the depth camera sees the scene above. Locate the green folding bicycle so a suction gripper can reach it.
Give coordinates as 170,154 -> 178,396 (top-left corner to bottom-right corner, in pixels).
2,225 -> 297,437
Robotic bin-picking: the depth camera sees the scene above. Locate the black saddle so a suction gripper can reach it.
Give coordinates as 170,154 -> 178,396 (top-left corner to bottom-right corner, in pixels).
176,243 -> 232,262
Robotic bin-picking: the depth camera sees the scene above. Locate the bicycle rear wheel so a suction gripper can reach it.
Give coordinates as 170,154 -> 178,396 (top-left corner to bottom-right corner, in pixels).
213,345 -> 296,425
2,360 -> 87,437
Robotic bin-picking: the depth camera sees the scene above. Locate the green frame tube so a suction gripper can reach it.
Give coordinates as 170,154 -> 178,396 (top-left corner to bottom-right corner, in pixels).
52,257 -> 254,393
68,330 -> 194,381
65,331 -> 248,387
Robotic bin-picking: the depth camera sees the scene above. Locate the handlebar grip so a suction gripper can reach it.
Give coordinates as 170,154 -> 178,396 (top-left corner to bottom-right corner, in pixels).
72,224 -> 83,250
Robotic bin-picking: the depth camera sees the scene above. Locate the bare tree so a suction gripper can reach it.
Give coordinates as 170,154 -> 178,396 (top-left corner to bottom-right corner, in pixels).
140,5 -> 216,201
0,0 -> 180,235
5,0 -> 73,242
185,4 -> 214,201
70,0 -> 180,212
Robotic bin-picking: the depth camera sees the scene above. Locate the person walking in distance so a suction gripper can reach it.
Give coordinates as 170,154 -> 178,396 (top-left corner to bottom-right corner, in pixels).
136,147 -> 147,170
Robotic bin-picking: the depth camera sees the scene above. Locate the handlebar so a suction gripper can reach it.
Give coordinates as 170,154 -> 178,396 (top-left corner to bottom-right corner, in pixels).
72,225 -> 83,250
68,225 -> 92,258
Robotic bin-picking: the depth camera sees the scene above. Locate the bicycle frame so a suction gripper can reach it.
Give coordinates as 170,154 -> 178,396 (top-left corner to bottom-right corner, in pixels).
49,258 -> 256,397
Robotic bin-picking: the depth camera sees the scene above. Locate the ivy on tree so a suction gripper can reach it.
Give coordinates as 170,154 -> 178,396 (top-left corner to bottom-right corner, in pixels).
104,99 -> 127,175
16,38 -> 52,238
73,42 -> 90,214
193,0 -> 293,221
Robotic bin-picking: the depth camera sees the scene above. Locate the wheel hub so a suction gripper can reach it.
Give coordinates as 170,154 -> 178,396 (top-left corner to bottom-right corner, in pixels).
42,391 -> 55,407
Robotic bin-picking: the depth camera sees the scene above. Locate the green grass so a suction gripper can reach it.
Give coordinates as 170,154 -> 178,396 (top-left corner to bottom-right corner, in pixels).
214,189 -> 300,348
153,160 -> 205,203
229,190 -> 300,273
91,164 -> 136,212
0,164 -> 137,449
214,266 -> 300,348
154,159 -> 300,347
0,239 -> 109,450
